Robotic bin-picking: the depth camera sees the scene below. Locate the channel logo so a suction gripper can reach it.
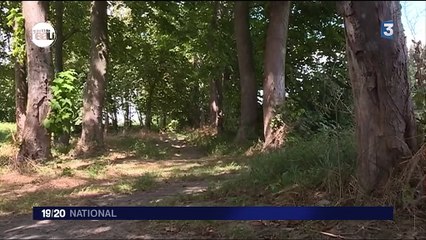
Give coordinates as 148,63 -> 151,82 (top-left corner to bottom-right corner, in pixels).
381,20 -> 394,40
31,22 -> 56,48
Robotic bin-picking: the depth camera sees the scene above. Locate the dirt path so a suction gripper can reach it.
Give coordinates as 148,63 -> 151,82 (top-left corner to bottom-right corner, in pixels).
0,180 -> 212,239
0,133 -> 235,239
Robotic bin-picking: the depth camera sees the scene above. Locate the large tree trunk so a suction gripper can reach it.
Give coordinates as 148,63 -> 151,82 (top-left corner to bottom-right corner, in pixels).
339,1 -> 417,193
234,1 -> 259,143
76,1 -> 108,156
14,59 -> 27,143
262,1 -> 291,149
17,1 -> 53,163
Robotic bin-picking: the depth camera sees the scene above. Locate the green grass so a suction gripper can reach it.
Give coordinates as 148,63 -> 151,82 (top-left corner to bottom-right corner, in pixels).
169,161 -> 244,182
186,131 -> 252,156
0,122 -> 15,144
220,129 -> 357,196
86,161 -> 108,178
0,123 -> 16,168
112,172 -> 159,194
132,140 -> 169,160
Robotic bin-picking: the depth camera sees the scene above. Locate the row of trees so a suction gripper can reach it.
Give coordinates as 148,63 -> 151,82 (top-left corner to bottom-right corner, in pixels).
9,1 -> 108,159
0,1 -> 424,193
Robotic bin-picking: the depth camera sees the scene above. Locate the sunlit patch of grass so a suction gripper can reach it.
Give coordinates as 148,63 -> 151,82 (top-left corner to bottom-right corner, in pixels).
71,184 -> 110,197
168,161 -> 245,181
112,172 -> 159,194
0,123 -> 17,169
0,189 -> 74,215
86,161 -> 108,178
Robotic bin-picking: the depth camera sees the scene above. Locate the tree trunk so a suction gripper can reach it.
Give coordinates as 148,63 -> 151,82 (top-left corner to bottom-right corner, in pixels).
216,68 -> 228,135
54,1 -> 63,74
190,55 -> 202,128
52,0 -> 71,147
112,105 -> 118,130
123,98 -> 131,129
208,1 -> 224,134
17,1 -> 53,163
234,1 -> 258,143
263,1 -> 291,149
209,77 -> 224,134
14,59 -> 27,143
161,113 -> 167,129
339,1 -> 417,193
137,107 -> 144,128
146,83 -> 154,130
76,1 -> 108,156
104,111 -> 109,135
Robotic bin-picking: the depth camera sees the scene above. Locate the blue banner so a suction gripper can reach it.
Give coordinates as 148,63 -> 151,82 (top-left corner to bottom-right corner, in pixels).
33,206 -> 393,221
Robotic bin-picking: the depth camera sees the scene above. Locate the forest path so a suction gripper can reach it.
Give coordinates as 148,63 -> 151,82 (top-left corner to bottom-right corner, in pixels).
0,131 -> 242,239
1,131 -> 424,239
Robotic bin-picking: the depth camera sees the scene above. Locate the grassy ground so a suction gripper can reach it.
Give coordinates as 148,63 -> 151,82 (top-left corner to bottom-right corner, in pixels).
0,123 -> 425,239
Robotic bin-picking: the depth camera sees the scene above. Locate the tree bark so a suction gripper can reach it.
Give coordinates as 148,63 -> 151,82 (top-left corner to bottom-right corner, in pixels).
234,1 -> 259,143
137,107 -> 144,128
145,82 -> 154,130
263,1 -> 291,149
123,98 -> 131,129
161,113 -> 167,129
208,1 -> 224,134
112,105 -> 118,130
104,111 -> 109,135
54,1 -> 63,74
340,1 -> 417,193
53,1 -> 71,147
14,59 -> 27,143
216,68 -> 229,135
17,1 -> 53,163
76,1 -> 108,156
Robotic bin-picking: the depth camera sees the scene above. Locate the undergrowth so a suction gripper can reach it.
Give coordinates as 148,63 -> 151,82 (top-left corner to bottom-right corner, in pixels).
185,128 -> 253,156
220,129 -> 357,199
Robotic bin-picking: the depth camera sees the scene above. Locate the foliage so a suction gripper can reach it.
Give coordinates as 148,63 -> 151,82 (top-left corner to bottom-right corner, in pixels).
0,65 -> 14,122
44,70 -> 82,136
6,7 -> 25,63
284,1 -> 351,135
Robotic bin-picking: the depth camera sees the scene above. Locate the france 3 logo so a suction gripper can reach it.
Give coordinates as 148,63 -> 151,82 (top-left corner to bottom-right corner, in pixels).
381,20 -> 394,40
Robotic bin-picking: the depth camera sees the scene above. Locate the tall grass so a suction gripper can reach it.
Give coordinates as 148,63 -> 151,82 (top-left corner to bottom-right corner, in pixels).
225,129 -> 357,195
186,129 -> 252,156
0,122 -> 15,144
0,123 -> 16,167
